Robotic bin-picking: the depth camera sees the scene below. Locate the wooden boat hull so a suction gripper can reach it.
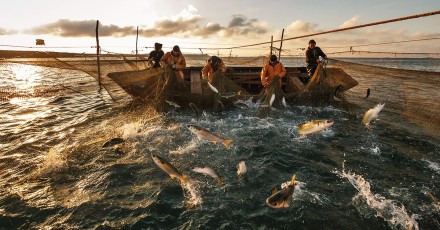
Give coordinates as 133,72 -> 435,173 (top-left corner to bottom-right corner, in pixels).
107,64 -> 358,109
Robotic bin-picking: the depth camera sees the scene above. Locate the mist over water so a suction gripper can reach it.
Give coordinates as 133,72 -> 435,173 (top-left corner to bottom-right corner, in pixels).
0,62 -> 439,229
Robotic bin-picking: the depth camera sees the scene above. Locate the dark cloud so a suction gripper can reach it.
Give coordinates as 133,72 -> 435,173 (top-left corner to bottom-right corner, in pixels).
19,13 -> 267,39
139,16 -> 201,37
25,19 -> 135,37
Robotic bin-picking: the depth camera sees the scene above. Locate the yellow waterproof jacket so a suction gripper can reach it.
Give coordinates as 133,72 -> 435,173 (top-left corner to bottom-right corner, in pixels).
202,60 -> 226,83
160,52 -> 186,70
261,62 -> 286,87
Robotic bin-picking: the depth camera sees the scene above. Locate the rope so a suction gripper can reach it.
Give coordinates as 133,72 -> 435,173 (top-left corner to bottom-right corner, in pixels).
201,10 -> 440,50
327,50 -> 440,55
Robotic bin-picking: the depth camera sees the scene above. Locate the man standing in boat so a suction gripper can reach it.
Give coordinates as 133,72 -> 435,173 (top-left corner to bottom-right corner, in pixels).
202,56 -> 226,92
147,42 -> 164,68
306,39 -> 327,77
261,54 -> 286,89
160,45 -> 186,81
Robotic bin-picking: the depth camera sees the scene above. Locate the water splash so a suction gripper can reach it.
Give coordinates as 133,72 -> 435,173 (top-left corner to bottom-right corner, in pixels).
181,179 -> 203,207
334,162 -> 419,230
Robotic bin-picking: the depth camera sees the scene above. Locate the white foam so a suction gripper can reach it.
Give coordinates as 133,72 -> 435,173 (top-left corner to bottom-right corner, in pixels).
422,159 -> 440,174
181,179 -> 203,207
334,165 -> 419,230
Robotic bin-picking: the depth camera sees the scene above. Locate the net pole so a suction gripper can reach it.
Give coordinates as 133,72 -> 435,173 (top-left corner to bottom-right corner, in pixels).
95,20 -> 102,91
278,29 -> 285,61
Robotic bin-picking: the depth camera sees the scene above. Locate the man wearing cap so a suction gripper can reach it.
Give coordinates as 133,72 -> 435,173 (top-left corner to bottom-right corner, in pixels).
260,54 -> 286,87
306,39 -> 327,77
147,42 -> 164,68
160,45 -> 187,81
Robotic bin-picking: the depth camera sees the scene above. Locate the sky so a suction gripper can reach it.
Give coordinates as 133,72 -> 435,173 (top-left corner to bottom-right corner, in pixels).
1,0 -> 440,57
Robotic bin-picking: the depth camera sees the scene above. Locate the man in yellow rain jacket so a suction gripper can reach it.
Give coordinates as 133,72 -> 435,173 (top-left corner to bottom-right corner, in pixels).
261,55 -> 286,87
160,45 -> 186,81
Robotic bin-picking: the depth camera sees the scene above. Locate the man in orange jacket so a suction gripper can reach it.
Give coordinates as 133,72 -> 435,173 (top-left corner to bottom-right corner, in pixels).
261,55 -> 286,87
202,56 -> 226,83
160,45 -> 186,81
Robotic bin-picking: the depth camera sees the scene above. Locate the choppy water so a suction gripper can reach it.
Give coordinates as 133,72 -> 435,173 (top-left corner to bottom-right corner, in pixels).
1,62 -> 439,229
332,58 -> 440,73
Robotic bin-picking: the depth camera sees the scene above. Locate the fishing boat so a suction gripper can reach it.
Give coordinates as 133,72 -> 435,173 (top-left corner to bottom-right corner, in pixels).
107,62 -> 358,112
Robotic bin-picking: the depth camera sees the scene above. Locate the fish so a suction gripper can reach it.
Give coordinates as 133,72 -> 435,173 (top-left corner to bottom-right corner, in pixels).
234,102 -> 249,109
186,124 -> 233,148
269,93 -> 275,107
298,119 -> 334,137
165,100 -> 180,109
282,96 -> 287,107
364,88 -> 371,99
266,175 -> 296,208
189,103 -> 200,122
192,166 -> 223,185
237,161 -> 247,176
207,81 -> 219,93
362,103 -> 385,130
219,92 -> 237,98
102,137 -> 125,148
152,154 -> 187,184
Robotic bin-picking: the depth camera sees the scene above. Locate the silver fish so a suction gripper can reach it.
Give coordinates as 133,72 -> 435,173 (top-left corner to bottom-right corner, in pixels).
207,81 -> 219,93
165,100 -> 180,109
186,124 -> 233,148
266,175 -> 296,208
362,103 -> 385,130
192,166 -> 223,185
152,155 -> 187,184
269,93 -> 275,107
189,103 -> 200,122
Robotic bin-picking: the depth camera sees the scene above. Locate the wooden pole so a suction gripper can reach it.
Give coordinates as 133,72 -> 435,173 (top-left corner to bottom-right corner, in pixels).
278,29 -> 284,61
95,20 -> 102,91
270,35 -> 273,56
136,26 -> 139,64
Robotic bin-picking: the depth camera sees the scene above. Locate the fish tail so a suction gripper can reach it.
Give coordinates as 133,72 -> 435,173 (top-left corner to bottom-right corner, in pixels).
217,177 -> 224,186
223,139 -> 233,149
180,174 -> 188,185
290,175 -> 296,186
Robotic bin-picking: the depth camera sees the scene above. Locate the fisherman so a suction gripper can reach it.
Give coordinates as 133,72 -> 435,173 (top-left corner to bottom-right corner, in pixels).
160,45 -> 186,81
260,54 -> 286,88
147,42 -> 164,68
202,56 -> 227,94
305,39 -> 327,77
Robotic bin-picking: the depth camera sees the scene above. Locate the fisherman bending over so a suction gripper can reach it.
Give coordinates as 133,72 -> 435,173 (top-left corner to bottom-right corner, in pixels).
306,39 -> 327,77
147,42 -> 164,68
202,56 -> 227,92
160,45 -> 186,81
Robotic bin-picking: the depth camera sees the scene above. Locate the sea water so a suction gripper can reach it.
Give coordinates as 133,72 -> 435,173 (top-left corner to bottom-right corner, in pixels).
0,61 -> 439,229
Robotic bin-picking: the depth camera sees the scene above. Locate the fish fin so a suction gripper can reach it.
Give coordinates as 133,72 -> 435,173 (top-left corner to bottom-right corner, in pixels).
290,175 -> 296,186
217,177 -> 224,186
271,187 -> 278,195
180,174 -> 188,185
365,124 -> 372,131
283,202 -> 290,208
170,175 -> 176,180
223,139 -> 233,149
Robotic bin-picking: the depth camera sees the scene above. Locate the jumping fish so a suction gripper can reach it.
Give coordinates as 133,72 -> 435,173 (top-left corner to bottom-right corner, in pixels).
165,100 -> 180,109
364,88 -> 371,99
282,96 -> 287,107
237,161 -> 247,176
152,155 -> 187,184
189,103 -> 200,122
269,93 -> 275,107
192,166 -> 224,185
207,81 -> 219,93
298,120 -> 334,137
266,175 -> 296,208
362,103 -> 385,130
186,124 -> 233,148
234,102 -> 249,109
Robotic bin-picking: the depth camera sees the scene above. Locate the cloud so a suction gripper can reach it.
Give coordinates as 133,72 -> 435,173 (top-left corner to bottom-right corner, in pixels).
339,16 -> 360,28
222,15 -> 268,37
0,27 -> 18,35
24,19 -> 135,37
285,20 -> 319,35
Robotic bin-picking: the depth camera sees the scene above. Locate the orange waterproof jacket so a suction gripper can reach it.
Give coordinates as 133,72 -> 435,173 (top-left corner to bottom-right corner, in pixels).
160,52 -> 186,70
202,60 -> 225,82
260,61 -> 286,87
